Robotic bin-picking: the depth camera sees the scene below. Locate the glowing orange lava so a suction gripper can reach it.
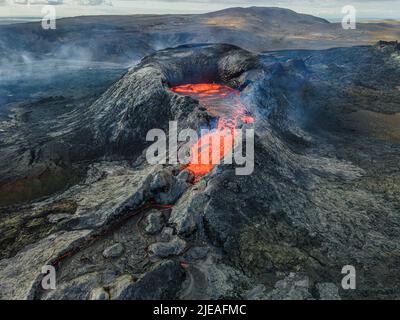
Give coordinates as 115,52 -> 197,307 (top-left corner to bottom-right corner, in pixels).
171,83 -> 254,177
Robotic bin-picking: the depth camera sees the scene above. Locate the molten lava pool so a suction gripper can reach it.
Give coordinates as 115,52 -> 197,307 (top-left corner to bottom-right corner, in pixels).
171,83 -> 254,177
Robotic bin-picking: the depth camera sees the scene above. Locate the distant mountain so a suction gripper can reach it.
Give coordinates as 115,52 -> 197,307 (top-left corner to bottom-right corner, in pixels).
0,7 -> 398,63
206,7 -> 330,25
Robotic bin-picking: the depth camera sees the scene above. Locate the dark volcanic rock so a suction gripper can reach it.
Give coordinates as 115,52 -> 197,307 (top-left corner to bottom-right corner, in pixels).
116,260 -> 186,300
0,44 -> 260,206
144,210 -> 164,235
1,43 -> 400,300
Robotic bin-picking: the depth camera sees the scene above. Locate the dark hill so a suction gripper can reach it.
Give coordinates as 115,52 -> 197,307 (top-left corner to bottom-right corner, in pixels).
0,7 -> 398,63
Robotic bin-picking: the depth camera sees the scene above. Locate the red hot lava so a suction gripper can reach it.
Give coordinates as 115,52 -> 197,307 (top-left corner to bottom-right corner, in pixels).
171,83 -> 254,177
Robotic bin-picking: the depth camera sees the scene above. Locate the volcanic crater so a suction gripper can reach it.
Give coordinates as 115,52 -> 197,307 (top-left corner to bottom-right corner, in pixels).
1,42 -> 400,300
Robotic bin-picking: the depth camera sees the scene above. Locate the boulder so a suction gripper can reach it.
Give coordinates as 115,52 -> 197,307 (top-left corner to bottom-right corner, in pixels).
144,210 -> 164,235
103,243 -> 124,259
116,260 -> 186,300
89,287 -> 110,300
148,237 -> 187,259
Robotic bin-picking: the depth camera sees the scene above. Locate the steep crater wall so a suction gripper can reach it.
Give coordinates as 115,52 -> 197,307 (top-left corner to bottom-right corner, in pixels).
88,44 -> 263,158
0,44 -> 264,205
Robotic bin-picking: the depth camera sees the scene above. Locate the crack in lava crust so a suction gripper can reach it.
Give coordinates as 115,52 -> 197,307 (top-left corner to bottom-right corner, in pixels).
171,83 -> 254,178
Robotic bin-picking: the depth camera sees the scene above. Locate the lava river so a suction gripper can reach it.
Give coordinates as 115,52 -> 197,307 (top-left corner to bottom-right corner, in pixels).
171,83 -> 254,178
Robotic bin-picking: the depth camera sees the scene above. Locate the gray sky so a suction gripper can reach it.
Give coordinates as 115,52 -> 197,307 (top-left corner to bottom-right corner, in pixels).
1,0 -> 399,20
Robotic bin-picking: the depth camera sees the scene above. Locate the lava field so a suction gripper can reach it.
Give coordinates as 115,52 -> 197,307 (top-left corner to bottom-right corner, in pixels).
0,9 -> 400,301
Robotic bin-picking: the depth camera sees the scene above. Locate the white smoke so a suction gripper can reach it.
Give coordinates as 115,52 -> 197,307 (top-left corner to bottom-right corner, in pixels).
0,42 -> 94,82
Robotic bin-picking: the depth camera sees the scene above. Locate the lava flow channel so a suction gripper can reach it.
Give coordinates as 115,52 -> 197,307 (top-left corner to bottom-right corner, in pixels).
171,83 -> 254,177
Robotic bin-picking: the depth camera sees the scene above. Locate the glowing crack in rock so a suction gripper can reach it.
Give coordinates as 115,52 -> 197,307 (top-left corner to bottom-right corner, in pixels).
171,83 -> 254,177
